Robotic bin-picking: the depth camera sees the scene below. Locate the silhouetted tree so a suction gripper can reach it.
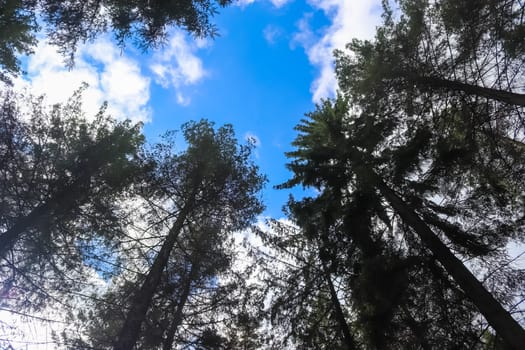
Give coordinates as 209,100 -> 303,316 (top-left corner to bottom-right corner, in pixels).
0,87 -> 144,311
282,94 -> 525,349
114,120 -> 265,350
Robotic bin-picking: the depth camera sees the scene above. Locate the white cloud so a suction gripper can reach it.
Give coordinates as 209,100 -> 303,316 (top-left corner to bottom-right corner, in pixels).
294,0 -> 382,102
149,31 -> 207,105
235,0 -> 291,8
263,24 -> 283,45
13,38 -> 151,123
291,13 -> 315,49
235,0 -> 256,7
269,0 -> 291,8
176,92 -> 191,106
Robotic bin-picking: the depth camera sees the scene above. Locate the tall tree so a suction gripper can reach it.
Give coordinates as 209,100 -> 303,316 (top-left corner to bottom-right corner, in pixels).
0,88 -> 144,311
114,120 -> 265,350
332,8 -> 525,346
283,95 -> 525,349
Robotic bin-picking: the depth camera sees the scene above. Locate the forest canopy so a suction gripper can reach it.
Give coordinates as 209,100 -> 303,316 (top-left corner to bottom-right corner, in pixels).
1,0 -> 525,349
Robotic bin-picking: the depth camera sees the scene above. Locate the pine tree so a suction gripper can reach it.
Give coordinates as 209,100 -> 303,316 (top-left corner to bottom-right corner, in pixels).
113,120 -> 266,350
283,95 -> 525,349
0,88 -> 144,312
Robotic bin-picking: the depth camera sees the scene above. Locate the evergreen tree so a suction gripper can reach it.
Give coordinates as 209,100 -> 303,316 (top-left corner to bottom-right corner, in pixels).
0,88 -> 144,312
113,120 -> 266,350
326,6 -> 525,348
282,94 -> 525,349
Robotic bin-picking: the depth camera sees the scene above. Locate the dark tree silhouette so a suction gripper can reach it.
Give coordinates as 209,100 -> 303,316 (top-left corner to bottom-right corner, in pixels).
114,120 -> 265,350
0,88 -> 144,311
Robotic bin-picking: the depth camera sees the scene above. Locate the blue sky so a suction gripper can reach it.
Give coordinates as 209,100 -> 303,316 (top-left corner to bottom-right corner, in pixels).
14,0 -> 383,217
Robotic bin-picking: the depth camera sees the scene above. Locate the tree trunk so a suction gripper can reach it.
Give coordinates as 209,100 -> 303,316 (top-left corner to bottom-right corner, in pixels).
323,266 -> 358,350
162,261 -> 199,350
414,76 -> 525,106
374,176 -> 525,350
114,202 -> 194,350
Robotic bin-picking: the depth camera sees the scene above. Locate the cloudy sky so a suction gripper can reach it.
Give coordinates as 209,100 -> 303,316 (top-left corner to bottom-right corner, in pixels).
14,0 -> 383,218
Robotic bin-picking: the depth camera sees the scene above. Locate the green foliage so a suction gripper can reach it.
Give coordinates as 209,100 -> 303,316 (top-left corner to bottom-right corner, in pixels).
273,7 -> 525,339
0,0 -> 232,75
150,119 -> 266,231
279,93 -> 516,348
279,3 -> 525,340
0,87 -> 145,311
76,119 -> 266,349
0,0 -> 37,83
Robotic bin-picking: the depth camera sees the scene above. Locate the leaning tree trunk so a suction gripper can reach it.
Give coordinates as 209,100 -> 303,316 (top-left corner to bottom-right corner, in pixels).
373,175 -> 525,350
322,264 -> 358,350
414,76 -> 525,106
114,202 -> 194,350
162,256 -> 200,350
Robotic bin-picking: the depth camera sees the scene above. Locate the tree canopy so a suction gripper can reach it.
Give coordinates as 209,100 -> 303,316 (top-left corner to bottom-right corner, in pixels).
1,0 -> 525,349
0,0 -> 232,82
112,119 -> 266,350
0,87 -> 145,315
275,1 -> 525,348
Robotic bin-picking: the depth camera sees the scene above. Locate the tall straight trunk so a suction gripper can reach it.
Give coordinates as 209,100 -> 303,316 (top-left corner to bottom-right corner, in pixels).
162,258 -> 200,350
323,266 -> 358,350
114,202 -> 194,350
414,76 -> 525,106
373,176 -> 525,350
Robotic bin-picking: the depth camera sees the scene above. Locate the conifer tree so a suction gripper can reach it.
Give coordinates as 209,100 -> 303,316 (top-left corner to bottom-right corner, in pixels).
282,94 -> 525,349
0,88 -> 144,311
113,120 -> 265,350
